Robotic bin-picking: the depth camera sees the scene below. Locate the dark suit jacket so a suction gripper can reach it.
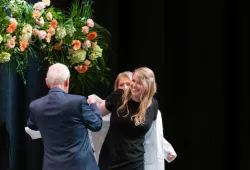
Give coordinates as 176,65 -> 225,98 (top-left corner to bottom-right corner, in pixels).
27,88 -> 102,170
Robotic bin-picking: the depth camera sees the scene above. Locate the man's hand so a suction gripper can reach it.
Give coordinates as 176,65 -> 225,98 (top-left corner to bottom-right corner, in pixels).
88,95 -> 97,104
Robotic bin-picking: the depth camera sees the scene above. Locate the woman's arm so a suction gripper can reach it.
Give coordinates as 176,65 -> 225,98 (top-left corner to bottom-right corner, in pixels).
88,95 -> 110,116
156,110 -> 177,162
98,100 -> 110,116
163,138 -> 177,162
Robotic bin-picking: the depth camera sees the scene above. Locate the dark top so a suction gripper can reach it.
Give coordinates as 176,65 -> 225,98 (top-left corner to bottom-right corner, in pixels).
99,89 -> 158,170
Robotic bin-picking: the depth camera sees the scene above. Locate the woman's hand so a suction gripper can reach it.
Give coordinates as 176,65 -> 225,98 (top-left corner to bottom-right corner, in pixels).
167,153 -> 177,161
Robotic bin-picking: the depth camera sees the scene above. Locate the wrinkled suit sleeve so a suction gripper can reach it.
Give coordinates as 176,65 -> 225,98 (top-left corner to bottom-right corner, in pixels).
81,97 -> 103,132
27,103 -> 38,130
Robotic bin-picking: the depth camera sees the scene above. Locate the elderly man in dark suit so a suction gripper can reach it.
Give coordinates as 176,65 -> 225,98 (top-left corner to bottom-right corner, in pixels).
27,63 -> 102,170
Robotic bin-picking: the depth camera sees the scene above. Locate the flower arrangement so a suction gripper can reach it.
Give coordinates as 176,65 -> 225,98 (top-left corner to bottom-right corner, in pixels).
0,0 -> 110,94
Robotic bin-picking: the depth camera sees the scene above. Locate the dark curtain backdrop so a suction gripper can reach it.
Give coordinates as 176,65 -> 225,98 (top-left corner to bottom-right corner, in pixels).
166,0 -> 249,170
0,0 -> 249,170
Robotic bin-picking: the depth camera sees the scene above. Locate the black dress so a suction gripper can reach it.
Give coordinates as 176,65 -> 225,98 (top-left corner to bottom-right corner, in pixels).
99,89 -> 158,170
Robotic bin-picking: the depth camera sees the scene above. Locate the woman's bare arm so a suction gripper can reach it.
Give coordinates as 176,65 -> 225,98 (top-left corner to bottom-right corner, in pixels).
88,95 -> 110,116
98,100 -> 110,116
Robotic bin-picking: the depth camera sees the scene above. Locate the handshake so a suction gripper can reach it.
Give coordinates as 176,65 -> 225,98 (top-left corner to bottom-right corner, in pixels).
87,94 -> 104,106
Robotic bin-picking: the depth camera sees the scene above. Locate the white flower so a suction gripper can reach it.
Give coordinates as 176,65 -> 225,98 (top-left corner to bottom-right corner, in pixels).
19,24 -> 32,42
55,26 -> 67,40
66,26 -> 76,37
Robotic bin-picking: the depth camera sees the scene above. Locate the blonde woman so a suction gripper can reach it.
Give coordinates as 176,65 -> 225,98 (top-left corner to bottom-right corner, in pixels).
90,71 -> 133,161
89,67 -> 176,170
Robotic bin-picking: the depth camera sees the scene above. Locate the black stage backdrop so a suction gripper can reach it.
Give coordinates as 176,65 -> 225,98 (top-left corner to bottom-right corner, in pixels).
0,0 -> 249,170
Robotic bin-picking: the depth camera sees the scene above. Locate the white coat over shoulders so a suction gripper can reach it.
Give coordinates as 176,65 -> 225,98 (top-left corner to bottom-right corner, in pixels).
144,110 -> 177,170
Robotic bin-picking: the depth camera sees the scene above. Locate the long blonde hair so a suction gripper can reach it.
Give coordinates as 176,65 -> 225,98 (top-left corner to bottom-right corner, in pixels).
114,71 -> 133,91
117,67 -> 157,126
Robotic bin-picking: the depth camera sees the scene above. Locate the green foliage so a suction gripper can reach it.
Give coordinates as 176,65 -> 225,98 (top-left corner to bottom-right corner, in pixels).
0,0 -> 111,93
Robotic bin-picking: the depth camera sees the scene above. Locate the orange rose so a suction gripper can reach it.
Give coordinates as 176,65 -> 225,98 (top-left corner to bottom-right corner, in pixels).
6,23 -> 17,33
71,40 -> 81,50
46,33 -> 51,43
48,27 -> 55,36
32,10 -> 41,19
76,64 -> 88,73
87,32 -> 97,40
20,41 -> 28,52
49,19 -> 57,29
54,43 -> 62,51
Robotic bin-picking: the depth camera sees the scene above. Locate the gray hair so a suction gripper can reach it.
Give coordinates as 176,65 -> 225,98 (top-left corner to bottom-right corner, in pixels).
46,63 -> 70,86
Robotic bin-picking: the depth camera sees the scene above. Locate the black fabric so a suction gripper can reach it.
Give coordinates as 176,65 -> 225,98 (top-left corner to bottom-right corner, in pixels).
0,56 -> 48,170
99,90 -> 158,170
105,89 -> 124,112
0,123 -> 10,170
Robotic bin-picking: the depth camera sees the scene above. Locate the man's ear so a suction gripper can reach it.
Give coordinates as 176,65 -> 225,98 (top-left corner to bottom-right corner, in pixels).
45,78 -> 51,88
65,78 -> 69,87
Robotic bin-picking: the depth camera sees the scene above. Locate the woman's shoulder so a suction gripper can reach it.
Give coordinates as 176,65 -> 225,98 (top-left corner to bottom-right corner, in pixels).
151,97 -> 158,108
107,89 -> 124,100
113,89 -> 124,95
105,89 -> 124,111
151,97 -> 159,120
